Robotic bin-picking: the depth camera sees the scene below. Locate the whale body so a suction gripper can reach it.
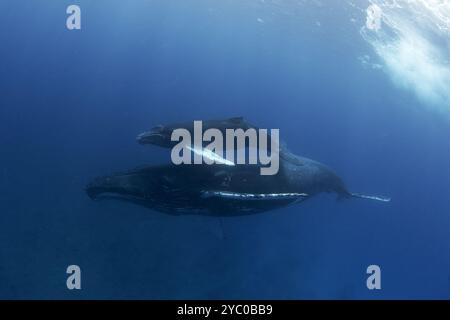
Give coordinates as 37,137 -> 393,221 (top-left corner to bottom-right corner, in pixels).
86,117 -> 390,216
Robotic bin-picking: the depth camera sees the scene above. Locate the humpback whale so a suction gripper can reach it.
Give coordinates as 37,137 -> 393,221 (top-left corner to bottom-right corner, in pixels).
137,117 -> 305,165
136,117 -> 255,148
86,117 -> 390,216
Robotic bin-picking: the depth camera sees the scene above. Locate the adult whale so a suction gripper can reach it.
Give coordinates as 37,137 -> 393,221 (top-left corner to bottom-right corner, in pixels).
86,117 -> 390,216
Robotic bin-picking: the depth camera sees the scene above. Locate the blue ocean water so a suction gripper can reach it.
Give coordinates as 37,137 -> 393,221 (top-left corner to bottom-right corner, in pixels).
0,0 -> 449,299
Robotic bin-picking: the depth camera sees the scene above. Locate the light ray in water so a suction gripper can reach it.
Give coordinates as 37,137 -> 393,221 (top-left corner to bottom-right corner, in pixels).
359,0 -> 450,109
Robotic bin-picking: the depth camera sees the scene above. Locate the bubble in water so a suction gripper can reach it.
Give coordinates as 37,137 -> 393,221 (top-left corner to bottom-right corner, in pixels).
366,4 -> 382,31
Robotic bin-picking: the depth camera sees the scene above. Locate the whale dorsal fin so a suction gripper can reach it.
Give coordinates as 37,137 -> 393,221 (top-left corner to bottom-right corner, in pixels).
228,116 -> 244,124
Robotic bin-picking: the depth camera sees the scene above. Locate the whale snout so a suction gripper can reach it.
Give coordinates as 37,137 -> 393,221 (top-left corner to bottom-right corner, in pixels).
85,176 -> 116,200
136,125 -> 169,147
85,174 -> 145,202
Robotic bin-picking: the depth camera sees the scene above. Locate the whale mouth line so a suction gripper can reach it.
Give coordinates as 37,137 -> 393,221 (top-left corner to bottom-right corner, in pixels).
86,185 -> 147,202
136,132 -> 165,143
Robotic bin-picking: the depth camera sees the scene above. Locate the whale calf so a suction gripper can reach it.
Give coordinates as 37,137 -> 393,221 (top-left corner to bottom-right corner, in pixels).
136,116 -> 256,148
86,117 -> 390,216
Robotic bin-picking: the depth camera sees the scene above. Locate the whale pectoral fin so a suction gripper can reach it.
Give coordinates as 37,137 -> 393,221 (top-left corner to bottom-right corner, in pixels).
351,193 -> 391,202
201,191 -> 308,202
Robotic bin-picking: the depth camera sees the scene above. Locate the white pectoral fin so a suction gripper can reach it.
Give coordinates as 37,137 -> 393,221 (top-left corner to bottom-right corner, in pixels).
201,191 -> 308,201
187,146 -> 235,166
351,193 -> 391,202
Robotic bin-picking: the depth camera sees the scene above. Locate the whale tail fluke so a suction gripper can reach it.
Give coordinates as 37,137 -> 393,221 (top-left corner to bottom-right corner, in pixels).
350,192 -> 391,203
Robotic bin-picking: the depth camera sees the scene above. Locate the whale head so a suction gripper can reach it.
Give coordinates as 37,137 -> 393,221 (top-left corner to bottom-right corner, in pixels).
85,172 -> 150,204
136,124 -> 174,148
